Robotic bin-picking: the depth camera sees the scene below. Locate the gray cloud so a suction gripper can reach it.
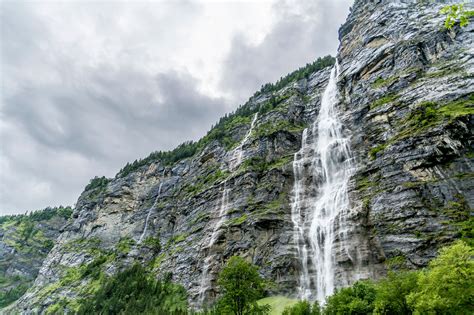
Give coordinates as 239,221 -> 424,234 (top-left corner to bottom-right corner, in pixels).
219,0 -> 352,103
0,0 -> 351,215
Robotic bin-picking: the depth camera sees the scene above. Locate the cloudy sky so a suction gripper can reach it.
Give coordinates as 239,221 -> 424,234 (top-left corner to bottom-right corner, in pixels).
0,0 -> 352,215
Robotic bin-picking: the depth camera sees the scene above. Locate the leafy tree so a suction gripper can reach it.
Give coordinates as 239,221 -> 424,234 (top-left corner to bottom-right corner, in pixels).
323,281 -> 376,315
440,3 -> 474,29
217,256 -> 268,315
407,241 -> 474,314
282,300 -> 321,315
373,271 -> 418,314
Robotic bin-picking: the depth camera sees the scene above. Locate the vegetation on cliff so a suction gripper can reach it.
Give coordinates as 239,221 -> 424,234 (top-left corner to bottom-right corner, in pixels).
77,264 -> 188,315
0,206 -> 72,308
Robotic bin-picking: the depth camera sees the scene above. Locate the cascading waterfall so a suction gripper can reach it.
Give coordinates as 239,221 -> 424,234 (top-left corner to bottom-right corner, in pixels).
138,182 -> 163,243
291,62 -> 356,303
198,113 -> 258,305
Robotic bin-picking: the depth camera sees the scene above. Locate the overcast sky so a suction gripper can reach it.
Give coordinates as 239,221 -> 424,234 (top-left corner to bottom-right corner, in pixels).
0,0 -> 352,215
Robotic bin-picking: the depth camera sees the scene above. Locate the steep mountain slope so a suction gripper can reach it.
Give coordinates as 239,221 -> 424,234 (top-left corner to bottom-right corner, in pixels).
6,0 -> 473,313
0,207 -> 72,308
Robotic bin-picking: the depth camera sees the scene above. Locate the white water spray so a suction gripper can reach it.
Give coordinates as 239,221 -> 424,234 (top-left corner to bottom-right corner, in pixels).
291,63 -> 356,303
139,182 -> 163,243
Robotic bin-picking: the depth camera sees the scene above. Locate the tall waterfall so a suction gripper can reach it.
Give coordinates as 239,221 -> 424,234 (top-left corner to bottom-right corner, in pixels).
198,113 -> 258,305
139,182 -> 163,243
291,62 -> 356,303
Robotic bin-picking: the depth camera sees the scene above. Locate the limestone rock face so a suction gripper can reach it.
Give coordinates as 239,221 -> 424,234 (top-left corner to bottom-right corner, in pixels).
6,0 -> 473,313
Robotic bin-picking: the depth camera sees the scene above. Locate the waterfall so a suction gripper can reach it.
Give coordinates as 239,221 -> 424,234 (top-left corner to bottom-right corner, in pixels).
291,62 -> 356,303
198,112 -> 258,305
198,180 -> 229,303
230,113 -> 258,171
138,182 -> 163,243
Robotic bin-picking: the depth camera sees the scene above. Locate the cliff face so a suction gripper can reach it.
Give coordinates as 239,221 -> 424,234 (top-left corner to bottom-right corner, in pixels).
7,0 -> 473,313
0,207 -> 71,309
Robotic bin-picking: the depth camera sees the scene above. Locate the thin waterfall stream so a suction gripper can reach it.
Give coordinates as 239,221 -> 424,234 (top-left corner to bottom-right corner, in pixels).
139,182 -> 163,243
291,62 -> 356,303
198,113 -> 258,305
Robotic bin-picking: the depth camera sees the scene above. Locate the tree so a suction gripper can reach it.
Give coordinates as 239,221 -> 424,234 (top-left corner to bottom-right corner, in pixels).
373,271 -> 418,314
407,241 -> 474,314
217,256 -> 268,315
323,281 -> 376,315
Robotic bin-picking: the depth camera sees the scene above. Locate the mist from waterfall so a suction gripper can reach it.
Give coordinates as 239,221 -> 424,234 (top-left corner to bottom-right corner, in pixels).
291,62 -> 356,303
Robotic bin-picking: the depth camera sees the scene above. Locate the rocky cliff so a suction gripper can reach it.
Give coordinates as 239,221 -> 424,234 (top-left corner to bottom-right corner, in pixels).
6,0 -> 473,313
0,207 -> 72,309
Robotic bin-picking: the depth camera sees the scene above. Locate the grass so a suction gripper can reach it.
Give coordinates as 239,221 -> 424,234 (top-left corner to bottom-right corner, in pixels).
369,93 -> 399,110
371,76 -> 398,89
257,296 -> 299,315
369,143 -> 388,160
225,214 -> 248,226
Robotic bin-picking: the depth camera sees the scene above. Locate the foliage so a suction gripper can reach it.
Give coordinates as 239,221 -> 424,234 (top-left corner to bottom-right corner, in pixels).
368,143 -> 388,160
324,281 -> 377,315
217,256 -> 268,315
116,237 -> 136,255
373,271 -> 418,314
307,241 -> 474,315
0,282 -> 29,308
369,93 -> 399,110
440,3 -> 474,29
0,206 -> 72,226
118,141 -> 199,177
77,263 -> 188,314
84,176 -> 110,192
143,236 -> 162,253
407,241 -> 474,314
282,300 -> 321,315
254,56 -> 335,96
